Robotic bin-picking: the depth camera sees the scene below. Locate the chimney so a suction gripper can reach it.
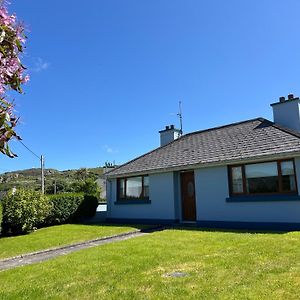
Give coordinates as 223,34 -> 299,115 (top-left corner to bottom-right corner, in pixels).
159,124 -> 181,147
271,94 -> 300,132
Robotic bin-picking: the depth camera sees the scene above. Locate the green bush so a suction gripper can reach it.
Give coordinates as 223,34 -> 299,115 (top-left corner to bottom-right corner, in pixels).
75,195 -> 98,219
80,178 -> 100,197
69,178 -> 100,197
2,189 -> 51,235
0,202 -> 2,235
46,193 -> 84,225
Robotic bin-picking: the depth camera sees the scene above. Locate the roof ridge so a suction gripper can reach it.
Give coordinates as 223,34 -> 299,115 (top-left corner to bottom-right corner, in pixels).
106,117 -> 265,176
183,117 -> 265,137
105,138 -> 177,176
107,116 -> 300,177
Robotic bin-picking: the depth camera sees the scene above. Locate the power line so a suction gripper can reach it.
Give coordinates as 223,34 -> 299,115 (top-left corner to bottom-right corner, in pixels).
18,140 -> 40,160
18,139 -> 45,194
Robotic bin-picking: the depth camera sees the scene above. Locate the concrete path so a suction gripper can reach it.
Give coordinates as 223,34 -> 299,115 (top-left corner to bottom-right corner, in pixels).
0,227 -> 163,272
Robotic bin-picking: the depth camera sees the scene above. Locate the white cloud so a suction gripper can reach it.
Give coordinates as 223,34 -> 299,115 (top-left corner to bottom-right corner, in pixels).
32,57 -> 50,72
103,145 -> 118,154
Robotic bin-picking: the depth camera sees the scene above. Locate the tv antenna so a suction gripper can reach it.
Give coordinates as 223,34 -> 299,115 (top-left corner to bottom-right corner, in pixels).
177,101 -> 183,136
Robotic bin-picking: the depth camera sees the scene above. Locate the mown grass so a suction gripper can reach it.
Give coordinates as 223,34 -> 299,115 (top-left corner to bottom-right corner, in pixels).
0,224 -> 140,259
2,228 -> 300,299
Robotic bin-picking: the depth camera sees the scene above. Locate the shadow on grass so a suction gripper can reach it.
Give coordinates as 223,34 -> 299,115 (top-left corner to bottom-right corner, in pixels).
75,210 -> 299,234
72,221 -> 156,232
165,224 -> 292,235
74,219 -> 292,235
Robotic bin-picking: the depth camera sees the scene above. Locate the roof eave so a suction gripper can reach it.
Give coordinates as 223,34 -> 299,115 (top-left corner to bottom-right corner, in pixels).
106,150 -> 300,179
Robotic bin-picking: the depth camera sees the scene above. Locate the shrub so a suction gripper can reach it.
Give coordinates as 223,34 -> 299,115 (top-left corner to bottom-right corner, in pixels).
46,193 -> 84,225
81,178 -> 100,197
0,202 -> 2,235
70,178 -> 100,197
75,195 -> 98,219
2,189 -> 50,235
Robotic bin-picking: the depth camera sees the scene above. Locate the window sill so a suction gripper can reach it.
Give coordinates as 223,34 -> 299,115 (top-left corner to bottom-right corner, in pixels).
114,199 -> 151,205
226,194 -> 300,202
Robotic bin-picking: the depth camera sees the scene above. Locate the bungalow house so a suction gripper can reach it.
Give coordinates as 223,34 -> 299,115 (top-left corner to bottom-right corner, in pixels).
106,94 -> 300,230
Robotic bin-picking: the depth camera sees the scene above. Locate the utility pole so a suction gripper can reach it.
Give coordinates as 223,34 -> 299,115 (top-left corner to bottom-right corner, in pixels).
18,140 -> 45,194
40,155 -> 45,194
54,179 -> 57,194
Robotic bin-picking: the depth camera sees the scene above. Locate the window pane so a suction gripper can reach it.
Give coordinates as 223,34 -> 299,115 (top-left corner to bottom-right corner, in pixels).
231,166 -> 243,193
144,176 -> 149,198
126,177 -> 143,199
281,161 -> 296,192
245,162 -> 278,193
119,179 -> 125,198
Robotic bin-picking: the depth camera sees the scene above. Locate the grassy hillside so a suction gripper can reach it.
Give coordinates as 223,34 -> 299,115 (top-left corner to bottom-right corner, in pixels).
0,167 -> 104,193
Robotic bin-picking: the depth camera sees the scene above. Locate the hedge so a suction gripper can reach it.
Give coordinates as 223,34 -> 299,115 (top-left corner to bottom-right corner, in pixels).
2,189 -> 50,235
0,191 -> 99,236
0,202 -> 2,235
45,193 -> 84,225
75,195 -> 98,219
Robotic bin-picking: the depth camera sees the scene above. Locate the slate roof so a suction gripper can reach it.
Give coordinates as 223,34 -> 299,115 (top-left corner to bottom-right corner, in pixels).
107,118 -> 300,177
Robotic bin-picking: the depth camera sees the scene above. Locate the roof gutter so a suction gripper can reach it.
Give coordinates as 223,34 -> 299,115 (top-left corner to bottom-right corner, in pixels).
105,151 -> 300,179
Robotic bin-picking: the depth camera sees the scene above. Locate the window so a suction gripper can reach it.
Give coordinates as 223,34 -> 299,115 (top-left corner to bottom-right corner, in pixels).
117,175 -> 149,200
245,162 -> 278,193
281,161 -> 297,192
229,159 -> 297,196
231,166 -> 243,194
119,179 -> 125,198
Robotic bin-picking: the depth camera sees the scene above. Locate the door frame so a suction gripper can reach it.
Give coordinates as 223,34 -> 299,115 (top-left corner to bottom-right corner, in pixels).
180,170 -> 197,222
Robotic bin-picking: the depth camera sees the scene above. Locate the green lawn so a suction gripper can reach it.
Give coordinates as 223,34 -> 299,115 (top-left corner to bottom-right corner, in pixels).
0,224 -> 141,259
1,228 -> 300,299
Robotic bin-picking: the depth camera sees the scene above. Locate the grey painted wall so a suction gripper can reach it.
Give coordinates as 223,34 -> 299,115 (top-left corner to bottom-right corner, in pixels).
194,157 -> 300,223
272,99 -> 300,132
173,172 -> 181,220
107,172 -> 177,220
159,128 -> 181,147
107,156 -> 300,223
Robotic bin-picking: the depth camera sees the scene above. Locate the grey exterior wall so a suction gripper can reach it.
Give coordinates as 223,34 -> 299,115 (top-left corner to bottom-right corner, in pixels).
194,157 -> 300,223
159,129 -> 181,147
107,156 -> 300,224
107,172 -> 178,221
272,99 -> 300,132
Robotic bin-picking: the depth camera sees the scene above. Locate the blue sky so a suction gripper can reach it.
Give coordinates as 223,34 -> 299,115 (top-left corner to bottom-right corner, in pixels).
1,0 -> 300,172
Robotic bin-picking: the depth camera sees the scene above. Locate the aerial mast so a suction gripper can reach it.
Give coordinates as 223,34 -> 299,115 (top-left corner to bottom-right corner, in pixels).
177,101 -> 183,136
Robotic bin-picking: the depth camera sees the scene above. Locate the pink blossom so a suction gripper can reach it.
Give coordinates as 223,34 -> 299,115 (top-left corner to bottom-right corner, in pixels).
22,74 -> 29,83
0,2 -> 28,157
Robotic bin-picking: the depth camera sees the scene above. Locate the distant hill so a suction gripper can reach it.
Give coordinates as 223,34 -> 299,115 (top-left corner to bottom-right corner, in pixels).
1,168 -> 59,177
0,167 -> 105,192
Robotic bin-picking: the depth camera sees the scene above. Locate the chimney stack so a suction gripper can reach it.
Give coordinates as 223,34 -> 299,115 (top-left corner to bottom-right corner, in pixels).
159,124 -> 181,147
271,94 -> 300,132
279,96 -> 285,103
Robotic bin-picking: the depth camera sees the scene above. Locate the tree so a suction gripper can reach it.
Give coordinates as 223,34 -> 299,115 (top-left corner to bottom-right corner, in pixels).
0,2 -> 28,158
75,168 -> 89,181
71,178 -> 101,198
80,178 -> 100,197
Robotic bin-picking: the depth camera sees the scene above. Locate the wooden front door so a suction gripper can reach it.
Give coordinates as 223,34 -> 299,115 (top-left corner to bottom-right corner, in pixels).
181,171 -> 196,221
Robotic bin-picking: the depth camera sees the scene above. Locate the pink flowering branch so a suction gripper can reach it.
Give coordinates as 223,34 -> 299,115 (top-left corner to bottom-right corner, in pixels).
0,1 -> 28,158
